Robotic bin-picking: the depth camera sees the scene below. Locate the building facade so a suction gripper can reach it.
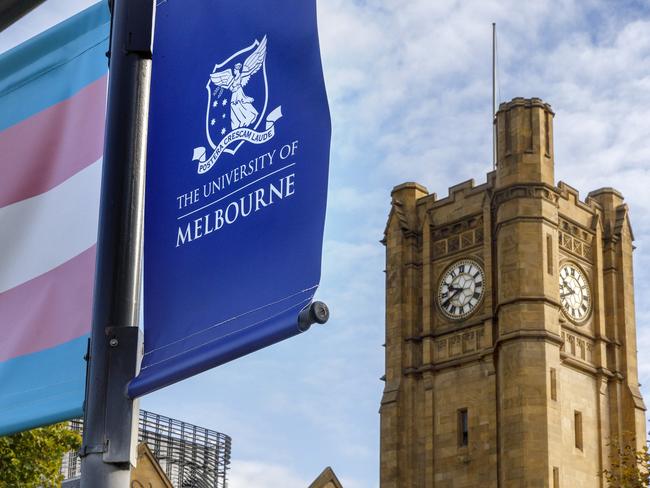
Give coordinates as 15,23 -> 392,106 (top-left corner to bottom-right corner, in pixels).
380,97 -> 647,487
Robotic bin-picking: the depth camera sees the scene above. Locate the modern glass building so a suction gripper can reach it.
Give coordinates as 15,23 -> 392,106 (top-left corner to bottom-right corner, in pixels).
62,410 -> 231,488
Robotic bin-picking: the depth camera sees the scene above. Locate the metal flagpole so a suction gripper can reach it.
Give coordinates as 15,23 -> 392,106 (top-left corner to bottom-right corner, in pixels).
492,22 -> 497,170
80,0 -> 155,486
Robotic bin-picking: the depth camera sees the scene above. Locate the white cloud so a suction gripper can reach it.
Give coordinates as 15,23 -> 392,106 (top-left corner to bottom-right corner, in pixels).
228,460 -> 308,488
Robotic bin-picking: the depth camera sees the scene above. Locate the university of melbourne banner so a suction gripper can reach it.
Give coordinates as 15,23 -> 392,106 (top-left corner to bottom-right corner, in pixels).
0,3 -> 109,435
128,0 -> 331,397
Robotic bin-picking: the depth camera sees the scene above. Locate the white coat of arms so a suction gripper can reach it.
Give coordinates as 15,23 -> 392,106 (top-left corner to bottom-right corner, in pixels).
192,35 -> 283,175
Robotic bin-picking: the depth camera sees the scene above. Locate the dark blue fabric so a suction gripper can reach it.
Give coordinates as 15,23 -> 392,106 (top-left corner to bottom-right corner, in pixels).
129,0 -> 330,397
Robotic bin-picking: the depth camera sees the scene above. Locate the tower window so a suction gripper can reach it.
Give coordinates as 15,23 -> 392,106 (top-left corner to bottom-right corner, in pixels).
505,111 -> 512,155
545,111 -> 551,156
574,411 -> 583,450
550,368 -> 557,401
457,408 -> 469,447
553,466 -> 560,487
546,234 -> 553,275
527,107 -> 534,152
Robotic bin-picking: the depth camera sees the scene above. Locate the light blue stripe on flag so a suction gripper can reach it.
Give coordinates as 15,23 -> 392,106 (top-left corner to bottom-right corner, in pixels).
0,336 -> 88,436
0,1 -> 109,131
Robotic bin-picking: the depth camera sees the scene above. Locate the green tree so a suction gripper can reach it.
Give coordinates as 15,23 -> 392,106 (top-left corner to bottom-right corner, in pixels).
0,423 -> 81,488
604,441 -> 650,488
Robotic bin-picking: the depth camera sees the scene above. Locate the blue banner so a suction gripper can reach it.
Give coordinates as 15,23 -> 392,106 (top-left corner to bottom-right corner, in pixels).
128,0 -> 331,397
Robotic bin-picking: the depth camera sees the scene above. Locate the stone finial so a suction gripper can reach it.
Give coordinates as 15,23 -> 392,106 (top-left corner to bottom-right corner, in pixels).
388,182 -> 428,233
495,97 -> 555,188
391,182 -> 429,198
588,187 -> 631,239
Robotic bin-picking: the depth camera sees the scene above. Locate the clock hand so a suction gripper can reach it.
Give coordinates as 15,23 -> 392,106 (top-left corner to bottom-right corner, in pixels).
442,288 -> 462,307
560,278 -> 574,292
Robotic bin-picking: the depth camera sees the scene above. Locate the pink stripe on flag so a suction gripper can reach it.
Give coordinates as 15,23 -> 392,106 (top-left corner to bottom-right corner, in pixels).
0,245 -> 96,362
0,76 -> 106,208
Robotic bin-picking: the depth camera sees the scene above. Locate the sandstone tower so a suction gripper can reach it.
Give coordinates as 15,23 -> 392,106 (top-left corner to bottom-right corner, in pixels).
380,97 -> 647,487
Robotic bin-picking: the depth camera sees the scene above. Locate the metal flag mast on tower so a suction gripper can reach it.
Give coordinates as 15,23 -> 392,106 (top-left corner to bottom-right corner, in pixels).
492,22 -> 497,170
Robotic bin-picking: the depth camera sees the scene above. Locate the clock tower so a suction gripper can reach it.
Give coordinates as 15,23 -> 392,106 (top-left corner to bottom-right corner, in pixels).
380,97 -> 646,487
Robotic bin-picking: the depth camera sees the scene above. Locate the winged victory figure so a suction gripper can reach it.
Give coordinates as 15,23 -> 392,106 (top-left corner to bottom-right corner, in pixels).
210,36 -> 267,130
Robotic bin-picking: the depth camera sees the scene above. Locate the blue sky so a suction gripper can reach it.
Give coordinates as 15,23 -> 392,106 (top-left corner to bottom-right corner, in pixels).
2,1 -> 650,487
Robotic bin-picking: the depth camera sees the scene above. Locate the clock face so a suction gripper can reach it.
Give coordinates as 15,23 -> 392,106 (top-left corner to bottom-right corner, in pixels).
559,263 -> 591,323
437,259 -> 485,320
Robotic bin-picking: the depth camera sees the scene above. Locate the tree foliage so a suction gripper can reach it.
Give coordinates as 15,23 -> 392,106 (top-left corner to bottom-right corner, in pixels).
604,441 -> 650,488
0,423 -> 81,488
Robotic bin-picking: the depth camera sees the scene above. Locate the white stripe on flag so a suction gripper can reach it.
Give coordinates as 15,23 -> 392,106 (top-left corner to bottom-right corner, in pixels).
0,159 -> 102,293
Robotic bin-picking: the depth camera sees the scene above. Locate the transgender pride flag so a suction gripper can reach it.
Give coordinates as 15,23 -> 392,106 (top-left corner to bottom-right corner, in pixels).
0,3 -> 109,435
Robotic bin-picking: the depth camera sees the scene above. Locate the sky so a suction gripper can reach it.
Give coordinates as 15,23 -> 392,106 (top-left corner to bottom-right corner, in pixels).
2,1 -> 650,487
